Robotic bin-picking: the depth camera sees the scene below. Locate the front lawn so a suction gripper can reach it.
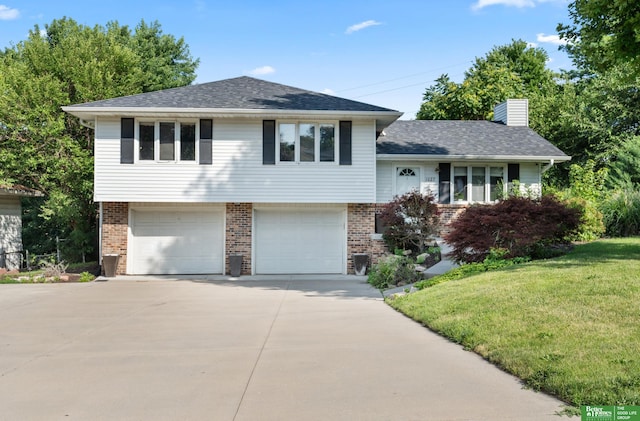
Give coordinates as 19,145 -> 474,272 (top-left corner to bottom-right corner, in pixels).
388,238 -> 640,408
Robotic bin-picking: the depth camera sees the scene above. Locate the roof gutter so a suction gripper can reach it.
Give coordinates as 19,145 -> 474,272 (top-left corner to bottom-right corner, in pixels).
61,107 -> 404,132
376,154 -> 572,163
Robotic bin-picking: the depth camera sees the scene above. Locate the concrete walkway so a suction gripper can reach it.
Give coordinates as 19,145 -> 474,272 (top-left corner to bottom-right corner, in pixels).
0,277 -> 568,420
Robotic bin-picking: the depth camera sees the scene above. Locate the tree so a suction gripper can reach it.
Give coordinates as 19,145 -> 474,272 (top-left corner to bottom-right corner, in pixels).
417,40 -> 555,121
0,17 -> 199,261
558,0 -> 640,77
607,136 -> 640,190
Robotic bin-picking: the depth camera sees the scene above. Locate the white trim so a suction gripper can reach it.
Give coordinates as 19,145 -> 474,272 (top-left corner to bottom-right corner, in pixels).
62,107 -> 403,127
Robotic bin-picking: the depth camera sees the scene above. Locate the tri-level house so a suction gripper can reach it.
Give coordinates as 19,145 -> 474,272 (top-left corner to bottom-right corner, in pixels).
63,77 -> 570,276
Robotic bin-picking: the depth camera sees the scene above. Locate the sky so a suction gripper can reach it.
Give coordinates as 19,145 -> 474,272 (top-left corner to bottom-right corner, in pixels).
0,0 -> 573,119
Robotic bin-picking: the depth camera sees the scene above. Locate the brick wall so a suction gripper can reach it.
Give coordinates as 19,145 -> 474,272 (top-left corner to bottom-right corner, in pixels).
438,204 -> 468,236
102,202 -> 128,275
225,203 -> 252,275
347,204 -> 376,274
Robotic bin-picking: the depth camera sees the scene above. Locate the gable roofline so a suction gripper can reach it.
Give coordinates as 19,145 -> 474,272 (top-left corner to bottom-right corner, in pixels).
62,76 -> 403,130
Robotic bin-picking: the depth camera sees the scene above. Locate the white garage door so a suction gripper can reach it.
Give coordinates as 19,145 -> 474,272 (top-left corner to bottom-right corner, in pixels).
130,208 -> 224,275
255,208 -> 345,274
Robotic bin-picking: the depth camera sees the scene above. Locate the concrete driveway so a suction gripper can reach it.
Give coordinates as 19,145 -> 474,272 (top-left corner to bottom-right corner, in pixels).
0,277 -> 567,420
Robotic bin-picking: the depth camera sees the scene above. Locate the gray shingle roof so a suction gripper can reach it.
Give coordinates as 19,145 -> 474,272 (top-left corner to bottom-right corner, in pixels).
69,76 -> 397,113
377,120 -> 570,159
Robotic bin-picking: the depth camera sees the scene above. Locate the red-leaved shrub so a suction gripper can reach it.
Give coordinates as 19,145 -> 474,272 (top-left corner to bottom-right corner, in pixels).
444,196 -> 581,263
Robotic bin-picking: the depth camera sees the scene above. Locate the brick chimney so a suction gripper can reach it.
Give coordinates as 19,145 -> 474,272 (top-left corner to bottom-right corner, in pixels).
493,99 -> 528,127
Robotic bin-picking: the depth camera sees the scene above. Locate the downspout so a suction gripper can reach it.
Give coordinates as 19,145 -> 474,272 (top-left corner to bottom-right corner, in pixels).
541,159 -> 555,174
98,202 -> 103,265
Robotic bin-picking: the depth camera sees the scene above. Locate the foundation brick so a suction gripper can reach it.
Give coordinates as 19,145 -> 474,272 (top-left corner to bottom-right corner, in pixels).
101,202 -> 128,275
225,203 -> 252,275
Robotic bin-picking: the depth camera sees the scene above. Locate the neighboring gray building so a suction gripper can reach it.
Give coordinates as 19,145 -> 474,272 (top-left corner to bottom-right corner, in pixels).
0,185 -> 42,271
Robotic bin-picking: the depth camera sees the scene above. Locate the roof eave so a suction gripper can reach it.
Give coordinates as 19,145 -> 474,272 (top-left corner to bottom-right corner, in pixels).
376,154 -> 572,162
61,106 -> 403,129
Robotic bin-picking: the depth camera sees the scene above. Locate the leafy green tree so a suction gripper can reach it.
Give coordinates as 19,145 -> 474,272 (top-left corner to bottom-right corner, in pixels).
0,17 -> 199,261
558,0 -> 640,77
607,136 -> 640,190
417,40 -> 555,121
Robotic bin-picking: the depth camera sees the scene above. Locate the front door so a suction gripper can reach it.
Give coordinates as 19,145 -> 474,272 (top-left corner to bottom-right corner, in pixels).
396,167 -> 420,195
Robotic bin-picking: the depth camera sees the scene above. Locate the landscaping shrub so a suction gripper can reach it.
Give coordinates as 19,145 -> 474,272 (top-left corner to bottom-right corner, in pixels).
564,196 -> 605,241
445,196 -> 581,263
368,254 -> 421,289
601,188 -> 640,237
377,191 -> 440,255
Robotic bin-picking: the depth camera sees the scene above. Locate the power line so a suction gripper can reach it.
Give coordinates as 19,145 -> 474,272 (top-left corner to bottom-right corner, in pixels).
352,80 -> 435,99
334,61 -> 471,95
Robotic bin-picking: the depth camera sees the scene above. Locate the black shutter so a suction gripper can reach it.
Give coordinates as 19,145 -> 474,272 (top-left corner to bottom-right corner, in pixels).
339,121 -> 352,165
263,120 -> 276,165
120,118 -> 134,164
199,119 -> 213,165
438,163 -> 451,204
508,163 -> 520,182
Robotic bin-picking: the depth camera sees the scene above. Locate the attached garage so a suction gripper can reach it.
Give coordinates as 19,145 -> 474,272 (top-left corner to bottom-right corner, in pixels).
128,205 -> 224,275
254,206 -> 346,274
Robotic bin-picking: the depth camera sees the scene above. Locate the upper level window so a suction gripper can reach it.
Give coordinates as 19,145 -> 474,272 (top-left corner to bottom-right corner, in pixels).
278,122 -> 336,163
137,121 -> 199,163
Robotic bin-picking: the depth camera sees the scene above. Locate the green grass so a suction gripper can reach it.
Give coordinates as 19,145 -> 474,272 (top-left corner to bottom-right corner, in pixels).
388,238 -> 640,407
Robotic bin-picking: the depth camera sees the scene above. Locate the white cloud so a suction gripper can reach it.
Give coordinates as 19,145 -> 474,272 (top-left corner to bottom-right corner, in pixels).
472,0 -> 568,10
321,88 -> 335,95
472,0 -> 534,10
0,5 -> 19,20
536,33 -> 568,45
248,65 -> 275,76
527,41 -> 538,48
345,20 -> 382,35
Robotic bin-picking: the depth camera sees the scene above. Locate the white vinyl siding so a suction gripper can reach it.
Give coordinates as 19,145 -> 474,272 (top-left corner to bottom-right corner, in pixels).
95,118 -> 376,203
375,161 -> 438,203
376,161 -> 393,202
518,163 -> 542,197
493,99 -> 529,127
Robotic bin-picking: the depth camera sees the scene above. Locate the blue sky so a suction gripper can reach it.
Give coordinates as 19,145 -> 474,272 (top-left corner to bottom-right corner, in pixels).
0,0 -> 572,118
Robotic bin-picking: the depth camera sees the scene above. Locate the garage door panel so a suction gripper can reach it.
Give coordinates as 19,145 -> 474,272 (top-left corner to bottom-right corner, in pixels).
255,209 -> 344,274
130,209 -> 223,275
